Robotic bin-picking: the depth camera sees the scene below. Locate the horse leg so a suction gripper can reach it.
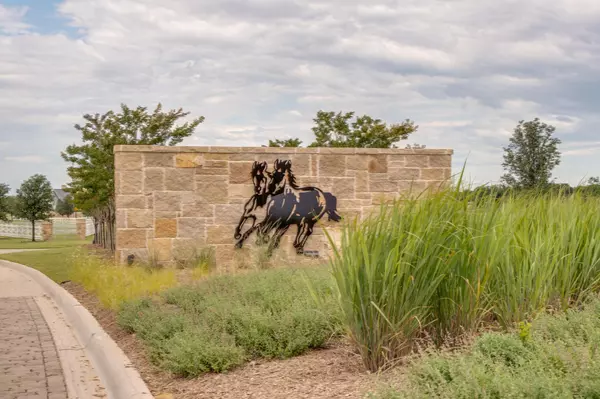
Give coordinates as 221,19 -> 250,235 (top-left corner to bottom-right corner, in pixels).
235,197 -> 258,239
235,219 -> 261,249
267,225 -> 290,257
293,224 -> 307,254
297,222 -> 315,253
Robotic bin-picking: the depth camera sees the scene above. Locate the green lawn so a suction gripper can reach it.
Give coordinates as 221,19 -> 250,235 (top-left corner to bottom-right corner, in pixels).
0,235 -> 93,282
0,247 -> 79,282
0,235 -> 91,249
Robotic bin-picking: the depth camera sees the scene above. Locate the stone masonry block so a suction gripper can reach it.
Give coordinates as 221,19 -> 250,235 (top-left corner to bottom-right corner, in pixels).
196,180 -> 228,204
127,210 -> 153,228
429,155 -> 452,168
332,178 -> 356,199
166,168 -> 195,191
368,155 -> 388,173
207,225 -> 235,244
116,195 -> 145,209
145,153 -> 174,168
120,171 -> 143,194
115,153 -> 142,170
229,162 -> 253,184
405,155 -> 429,167
117,229 -> 147,248
420,168 -> 447,180
148,239 -> 172,261
155,218 -> 177,238
176,153 -> 204,168
154,192 -> 183,211
319,155 -> 346,176
388,168 -> 421,180
144,168 -> 165,192
178,218 -> 207,239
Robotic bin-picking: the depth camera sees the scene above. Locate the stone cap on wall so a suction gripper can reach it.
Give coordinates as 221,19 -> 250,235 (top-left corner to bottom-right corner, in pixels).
114,145 -> 453,155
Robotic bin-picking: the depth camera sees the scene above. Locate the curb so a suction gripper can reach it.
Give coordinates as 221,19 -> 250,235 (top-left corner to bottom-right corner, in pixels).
1,260 -> 154,399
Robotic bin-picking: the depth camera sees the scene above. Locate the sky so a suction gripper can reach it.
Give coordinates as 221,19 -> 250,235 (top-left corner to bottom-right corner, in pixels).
1,0 -> 600,193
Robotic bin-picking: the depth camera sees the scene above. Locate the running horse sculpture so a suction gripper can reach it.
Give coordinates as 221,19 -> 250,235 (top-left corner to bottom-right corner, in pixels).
234,159 -> 341,256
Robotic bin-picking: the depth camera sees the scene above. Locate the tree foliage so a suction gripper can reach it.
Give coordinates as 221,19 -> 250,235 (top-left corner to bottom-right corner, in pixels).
501,118 -> 561,189
268,138 -> 302,147
56,195 -> 75,217
16,175 -> 53,241
62,103 -> 205,249
309,110 -> 417,148
0,183 -> 10,222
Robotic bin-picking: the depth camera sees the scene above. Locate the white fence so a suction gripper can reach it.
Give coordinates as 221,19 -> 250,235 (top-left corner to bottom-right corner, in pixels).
0,217 -> 95,240
0,220 -> 43,240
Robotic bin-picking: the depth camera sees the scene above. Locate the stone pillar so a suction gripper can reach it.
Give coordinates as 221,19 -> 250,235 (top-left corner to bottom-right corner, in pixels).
76,218 -> 86,240
41,221 -> 53,241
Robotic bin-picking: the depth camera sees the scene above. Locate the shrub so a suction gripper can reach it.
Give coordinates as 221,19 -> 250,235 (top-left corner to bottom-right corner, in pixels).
371,299 -> 600,399
117,267 -> 342,376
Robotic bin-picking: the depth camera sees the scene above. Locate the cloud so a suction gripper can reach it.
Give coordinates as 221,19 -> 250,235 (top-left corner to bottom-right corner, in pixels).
0,5 -> 30,34
5,155 -> 46,163
0,0 -> 599,192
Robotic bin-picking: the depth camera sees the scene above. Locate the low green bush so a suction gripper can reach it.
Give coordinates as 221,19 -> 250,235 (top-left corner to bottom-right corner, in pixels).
117,267 -> 341,376
372,299 -> 600,398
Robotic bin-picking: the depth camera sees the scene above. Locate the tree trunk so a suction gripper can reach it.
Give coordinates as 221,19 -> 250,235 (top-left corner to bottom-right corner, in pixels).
31,220 -> 35,242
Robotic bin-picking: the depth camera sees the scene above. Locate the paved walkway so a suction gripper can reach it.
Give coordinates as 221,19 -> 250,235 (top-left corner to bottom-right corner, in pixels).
0,254 -> 107,399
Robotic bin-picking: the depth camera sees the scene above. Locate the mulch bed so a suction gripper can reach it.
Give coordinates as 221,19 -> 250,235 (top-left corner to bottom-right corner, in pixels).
61,282 -> 380,399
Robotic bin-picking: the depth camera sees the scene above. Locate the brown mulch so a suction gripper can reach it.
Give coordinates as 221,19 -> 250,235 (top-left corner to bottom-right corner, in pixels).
61,282 -> 382,399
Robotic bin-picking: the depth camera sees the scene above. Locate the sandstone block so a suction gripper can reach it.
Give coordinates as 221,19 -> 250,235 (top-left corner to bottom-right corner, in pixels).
405,155 -> 429,167
178,218 -> 207,239
144,168 -> 165,192
145,153 -> 174,168
154,192 -> 182,211
332,178 -> 355,199
207,225 -> 235,244
196,181 -> 228,204
229,184 -> 254,199
346,155 -> 369,170
420,168 -> 447,180
182,202 -> 215,217
229,162 -> 254,184
115,153 -> 142,170
319,155 -> 346,176
389,168 -> 421,180
205,153 -> 231,160
176,153 -> 204,168
215,204 -> 244,224
117,229 -> 147,248
127,210 -> 153,228
120,171 -> 143,194
116,210 -> 127,229
166,168 -> 195,191
369,179 -> 398,192
155,218 -> 177,238
195,167 -> 228,176
429,155 -> 452,168
368,155 -> 388,173
116,195 -> 145,209
290,155 -> 310,176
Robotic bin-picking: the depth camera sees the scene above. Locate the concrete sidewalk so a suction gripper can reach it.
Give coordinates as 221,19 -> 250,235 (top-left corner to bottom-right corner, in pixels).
0,254 -> 153,399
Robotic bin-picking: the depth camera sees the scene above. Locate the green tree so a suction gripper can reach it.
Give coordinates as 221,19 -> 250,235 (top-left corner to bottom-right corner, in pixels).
268,138 -> 302,147
0,183 -> 10,222
501,118 -> 561,189
309,110 -> 417,148
56,195 -> 75,217
16,175 -> 53,241
62,103 -> 204,250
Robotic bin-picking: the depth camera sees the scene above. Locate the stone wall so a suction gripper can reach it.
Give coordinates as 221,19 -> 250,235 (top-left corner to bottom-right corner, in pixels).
114,146 -> 453,269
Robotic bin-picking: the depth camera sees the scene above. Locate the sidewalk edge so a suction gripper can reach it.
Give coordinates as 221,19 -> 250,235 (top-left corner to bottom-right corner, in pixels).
1,260 -> 154,399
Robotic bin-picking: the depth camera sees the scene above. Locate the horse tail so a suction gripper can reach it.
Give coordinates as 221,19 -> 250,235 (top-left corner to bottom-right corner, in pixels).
323,192 -> 342,222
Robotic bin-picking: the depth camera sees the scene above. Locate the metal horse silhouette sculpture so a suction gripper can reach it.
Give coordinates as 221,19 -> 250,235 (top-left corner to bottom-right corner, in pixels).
234,159 -> 341,256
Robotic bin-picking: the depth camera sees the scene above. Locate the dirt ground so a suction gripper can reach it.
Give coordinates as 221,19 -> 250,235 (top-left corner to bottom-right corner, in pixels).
62,282 -> 387,399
